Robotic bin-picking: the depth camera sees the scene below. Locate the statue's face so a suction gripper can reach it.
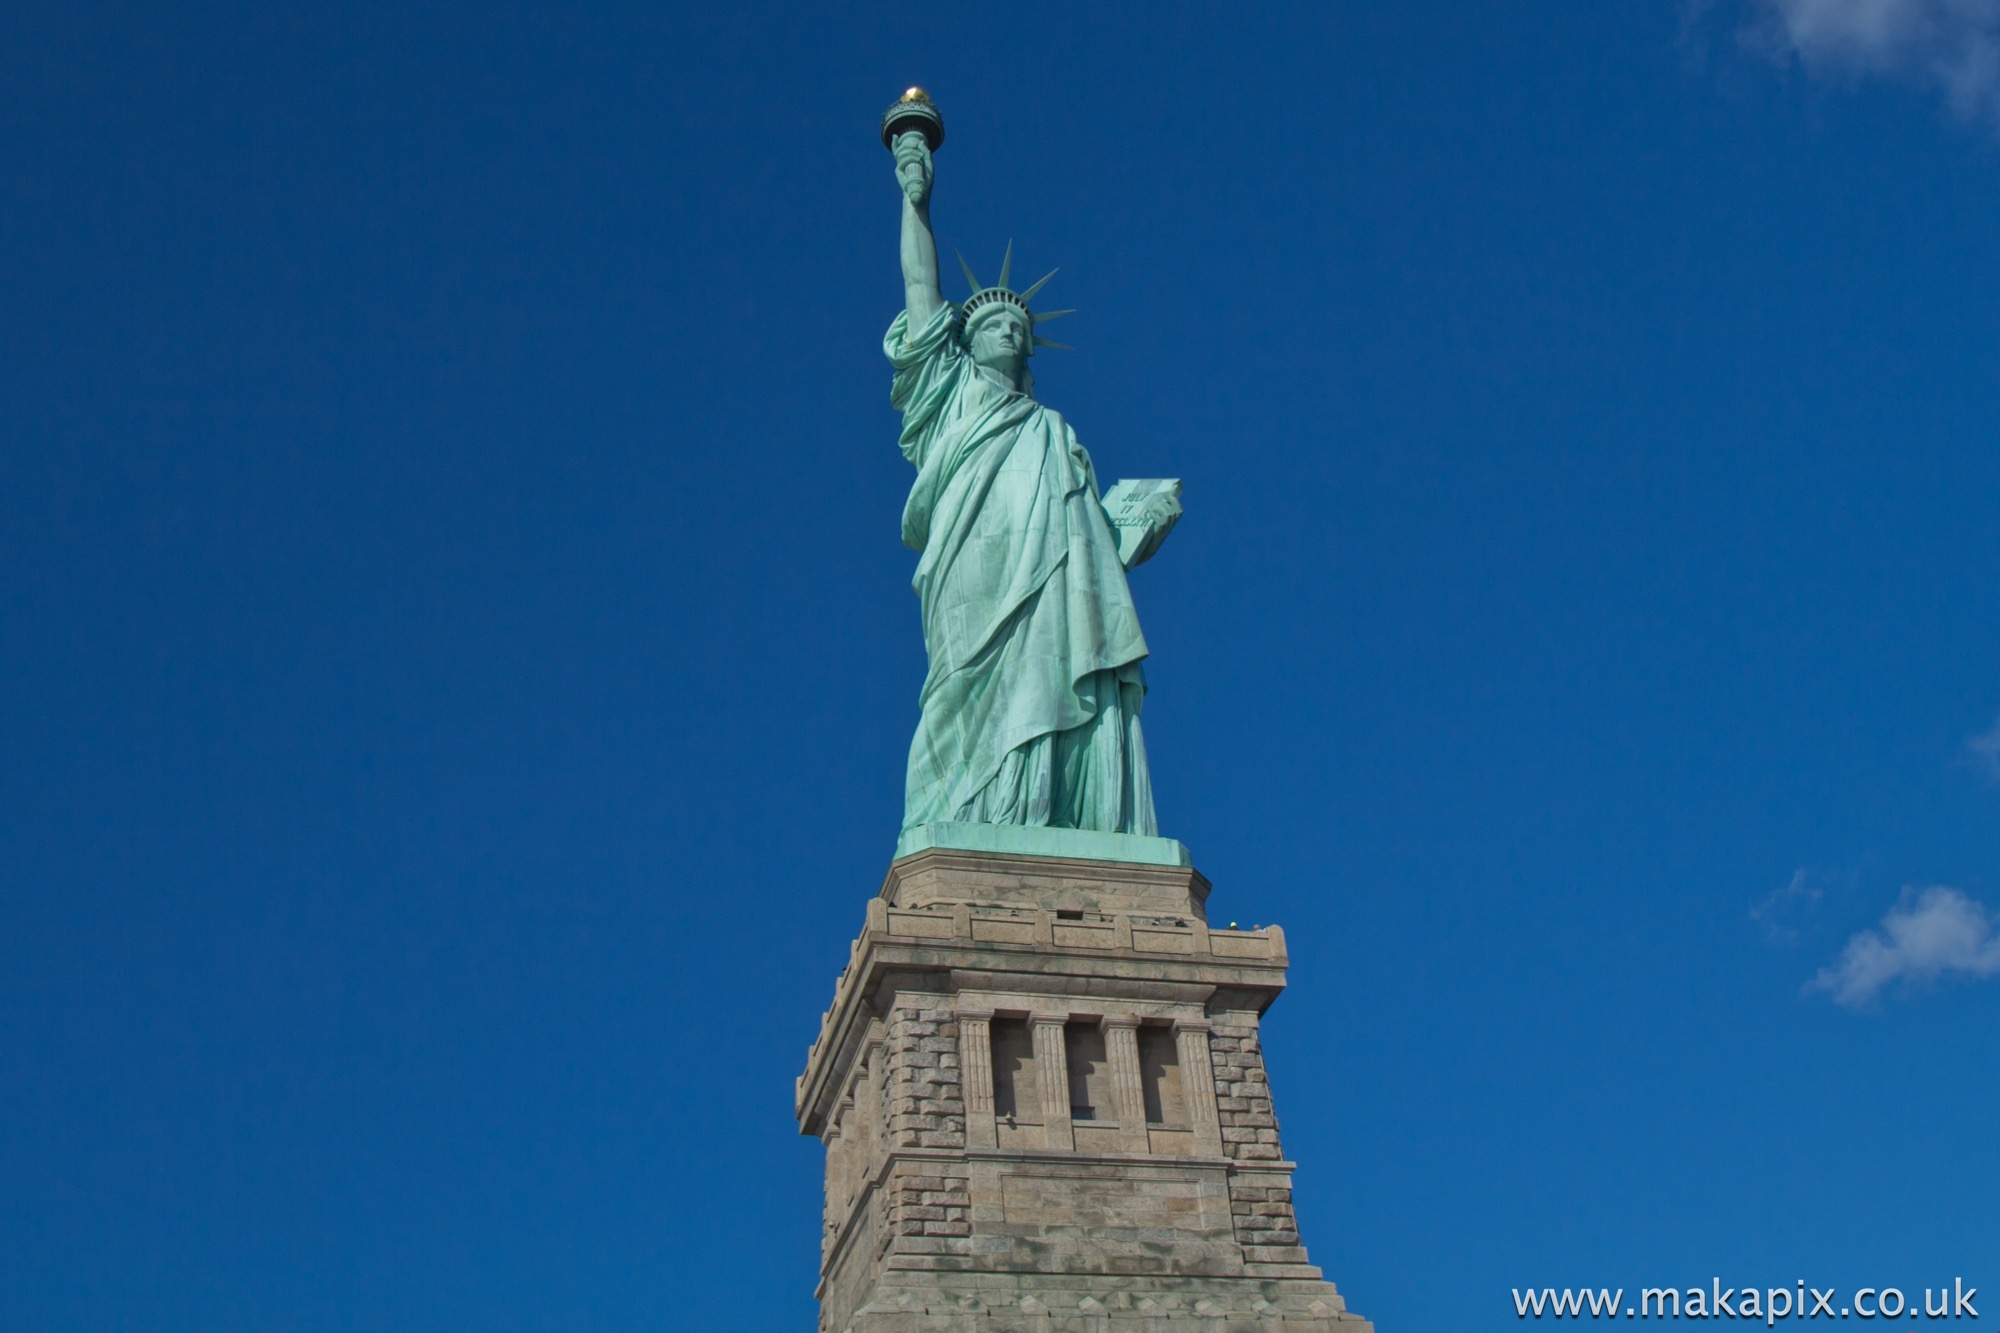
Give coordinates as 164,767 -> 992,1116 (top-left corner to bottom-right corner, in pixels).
968,309 -> 1029,376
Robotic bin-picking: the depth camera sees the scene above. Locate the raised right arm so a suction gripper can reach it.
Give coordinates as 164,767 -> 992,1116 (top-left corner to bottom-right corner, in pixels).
893,132 -> 945,328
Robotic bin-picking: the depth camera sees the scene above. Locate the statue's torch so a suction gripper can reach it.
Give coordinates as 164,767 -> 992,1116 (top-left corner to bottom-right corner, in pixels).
880,87 -> 945,153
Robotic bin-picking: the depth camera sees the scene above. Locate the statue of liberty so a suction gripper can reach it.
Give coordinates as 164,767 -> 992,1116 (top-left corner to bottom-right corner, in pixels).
882,90 -> 1182,839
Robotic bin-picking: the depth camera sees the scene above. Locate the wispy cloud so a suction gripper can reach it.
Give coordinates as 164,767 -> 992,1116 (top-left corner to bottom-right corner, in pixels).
1808,885 -> 2000,1007
1967,715 -> 2000,779
1743,0 -> 2000,124
1752,868 -> 1824,943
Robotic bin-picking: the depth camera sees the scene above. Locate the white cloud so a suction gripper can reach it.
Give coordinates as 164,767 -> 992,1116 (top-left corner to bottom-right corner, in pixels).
1745,0 -> 2000,123
1967,715 -> 2000,779
1808,884 -> 2000,1007
1751,867 -> 1824,943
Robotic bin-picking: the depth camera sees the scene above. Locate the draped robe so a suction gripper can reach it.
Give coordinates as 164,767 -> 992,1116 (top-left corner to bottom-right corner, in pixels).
887,304 -> 1157,836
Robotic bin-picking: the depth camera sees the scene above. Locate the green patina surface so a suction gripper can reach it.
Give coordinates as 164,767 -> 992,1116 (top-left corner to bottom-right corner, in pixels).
883,92 -> 1185,842
892,820 -> 1193,868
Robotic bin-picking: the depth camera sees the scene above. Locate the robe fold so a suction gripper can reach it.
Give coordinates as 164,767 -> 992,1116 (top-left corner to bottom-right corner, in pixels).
886,305 -> 1157,836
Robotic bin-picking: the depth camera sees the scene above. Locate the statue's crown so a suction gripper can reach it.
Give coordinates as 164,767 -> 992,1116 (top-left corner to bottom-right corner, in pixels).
955,241 -> 1074,351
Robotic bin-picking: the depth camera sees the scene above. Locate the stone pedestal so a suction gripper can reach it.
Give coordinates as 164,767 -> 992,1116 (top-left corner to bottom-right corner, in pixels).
796,826 -> 1372,1332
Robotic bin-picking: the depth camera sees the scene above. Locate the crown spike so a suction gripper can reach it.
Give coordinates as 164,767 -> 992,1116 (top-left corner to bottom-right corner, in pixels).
955,251 -> 981,296
996,240 -> 1014,291
1032,336 -> 1072,351
1019,268 -> 1059,302
1030,308 -> 1075,325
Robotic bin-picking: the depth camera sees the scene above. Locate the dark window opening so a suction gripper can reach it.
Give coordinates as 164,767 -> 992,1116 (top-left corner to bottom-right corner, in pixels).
1138,1024 -> 1186,1126
1065,1019 -> 1109,1121
991,1018 -> 1035,1120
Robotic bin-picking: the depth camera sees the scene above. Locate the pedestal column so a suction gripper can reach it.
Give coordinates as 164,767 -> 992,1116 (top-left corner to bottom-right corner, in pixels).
1175,1018 -> 1225,1157
959,1007 -> 996,1149
1029,1013 -> 1073,1151
1103,1016 -> 1147,1151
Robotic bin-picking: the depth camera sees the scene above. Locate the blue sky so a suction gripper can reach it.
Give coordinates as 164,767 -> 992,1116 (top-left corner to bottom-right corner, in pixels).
3,3 -> 1997,1330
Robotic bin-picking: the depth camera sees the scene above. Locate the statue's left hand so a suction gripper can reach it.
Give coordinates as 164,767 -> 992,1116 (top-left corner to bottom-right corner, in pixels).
1101,479 -> 1183,570
894,132 -> 933,208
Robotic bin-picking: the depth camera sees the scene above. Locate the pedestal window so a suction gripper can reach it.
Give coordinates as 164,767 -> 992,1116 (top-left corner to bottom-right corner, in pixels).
1063,1020 -> 1110,1121
989,1017 -> 1035,1122
1138,1023 -> 1186,1126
